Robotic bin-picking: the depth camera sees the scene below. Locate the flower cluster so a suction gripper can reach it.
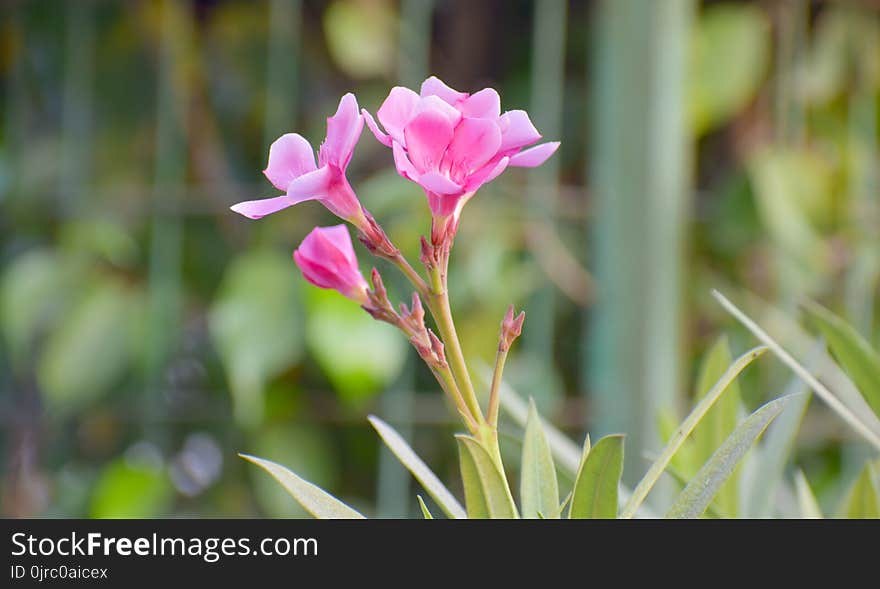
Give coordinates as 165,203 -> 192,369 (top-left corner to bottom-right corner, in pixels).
231,76 -> 557,435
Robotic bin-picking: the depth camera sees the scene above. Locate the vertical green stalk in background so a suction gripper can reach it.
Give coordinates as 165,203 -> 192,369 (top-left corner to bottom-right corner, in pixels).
59,0 -> 94,216
144,0 -> 192,441
587,0 -> 694,486
376,0 -> 434,518
263,0 -> 301,148
524,0 -> 567,372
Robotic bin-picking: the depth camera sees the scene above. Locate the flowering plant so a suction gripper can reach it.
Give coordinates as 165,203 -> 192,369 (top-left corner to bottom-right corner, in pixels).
230,78 -> 880,519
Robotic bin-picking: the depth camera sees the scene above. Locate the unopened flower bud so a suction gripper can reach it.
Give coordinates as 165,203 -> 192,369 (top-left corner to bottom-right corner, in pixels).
293,225 -> 369,304
499,304 -> 525,352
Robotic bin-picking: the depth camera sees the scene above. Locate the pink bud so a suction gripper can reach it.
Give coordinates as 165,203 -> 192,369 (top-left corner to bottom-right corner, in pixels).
293,225 -> 368,303
500,305 -> 525,352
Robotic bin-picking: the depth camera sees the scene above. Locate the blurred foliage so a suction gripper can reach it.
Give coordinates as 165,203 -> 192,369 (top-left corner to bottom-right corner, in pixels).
0,0 -> 878,518
209,249 -> 304,427
688,3 -> 770,135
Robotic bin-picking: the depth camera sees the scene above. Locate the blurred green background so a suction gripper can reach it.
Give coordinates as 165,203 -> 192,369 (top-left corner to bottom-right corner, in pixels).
1,0 -> 878,518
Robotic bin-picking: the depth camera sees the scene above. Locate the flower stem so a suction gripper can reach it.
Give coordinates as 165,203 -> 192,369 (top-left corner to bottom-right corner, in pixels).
427,272 -> 484,426
390,252 -> 429,298
432,366 -> 479,434
486,344 -> 510,429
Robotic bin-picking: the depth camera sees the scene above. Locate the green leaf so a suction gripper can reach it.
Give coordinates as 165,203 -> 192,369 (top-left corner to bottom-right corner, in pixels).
743,387 -> 811,517
250,426 -> 339,519
417,496 -> 434,519
209,251 -> 304,427
569,434 -> 624,519
688,3 -> 771,135
666,393 -> 802,519
794,470 -> 823,519
480,366 -> 657,518
457,438 -> 489,519
839,463 -> 879,519
240,454 -> 365,519
713,290 -> 880,452
621,345 -> 767,518
455,436 -> 518,519
91,457 -> 172,518
305,288 -> 406,405
520,399 -> 560,519
691,336 -> 742,517
803,301 -> 880,418
38,279 -> 136,414
369,416 -> 466,519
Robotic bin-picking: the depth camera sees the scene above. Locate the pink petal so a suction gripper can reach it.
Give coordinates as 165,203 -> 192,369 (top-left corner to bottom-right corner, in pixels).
320,93 -> 363,169
312,224 -> 359,268
295,248 -> 357,292
464,156 -> 510,192
412,95 -> 462,128
458,88 -> 501,119
420,76 -> 468,104
362,109 -> 392,147
294,225 -> 366,300
263,134 -> 317,192
418,171 -> 462,195
376,86 -> 419,145
287,166 -> 333,204
499,110 -> 542,152
392,141 -> 419,181
230,195 -> 294,219
426,192 -> 463,218
293,249 -> 336,290
443,117 -> 502,181
403,110 -> 454,173
509,142 -> 560,168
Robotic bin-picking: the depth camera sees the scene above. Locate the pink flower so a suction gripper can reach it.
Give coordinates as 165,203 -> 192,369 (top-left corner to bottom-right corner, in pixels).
362,76 -> 560,222
231,93 -> 367,226
293,225 -> 369,303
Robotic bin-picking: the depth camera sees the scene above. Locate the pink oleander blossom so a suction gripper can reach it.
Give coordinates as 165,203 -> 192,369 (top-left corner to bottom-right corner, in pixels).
231,93 -> 367,226
293,225 -> 369,303
362,76 -> 560,222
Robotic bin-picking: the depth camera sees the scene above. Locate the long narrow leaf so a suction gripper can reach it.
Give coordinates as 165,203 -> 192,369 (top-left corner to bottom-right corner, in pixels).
479,365 -> 657,518
457,439 -> 489,519
839,463 -> 880,519
804,301 -> 880,417
569,434 -> 624,519
794,470 -> 822,519
368,416 -> 466,519
666,393 -> 802,518
692,336 -> 741,516
713,290 -> 880,451
620,345 -> 767,518
456,435 -> 519,519
741,291 -> 880,440
742,384 -> 811,518
521,399 -> 560,518
417,495 -> 434,519
240,454 -> 365,519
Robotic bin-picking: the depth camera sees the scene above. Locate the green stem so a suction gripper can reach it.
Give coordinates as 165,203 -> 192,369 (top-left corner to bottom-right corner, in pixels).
433,365 -> 479,434
391,252 -> 429,298
428,280 -> 484,425
486,344 -> 509,428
